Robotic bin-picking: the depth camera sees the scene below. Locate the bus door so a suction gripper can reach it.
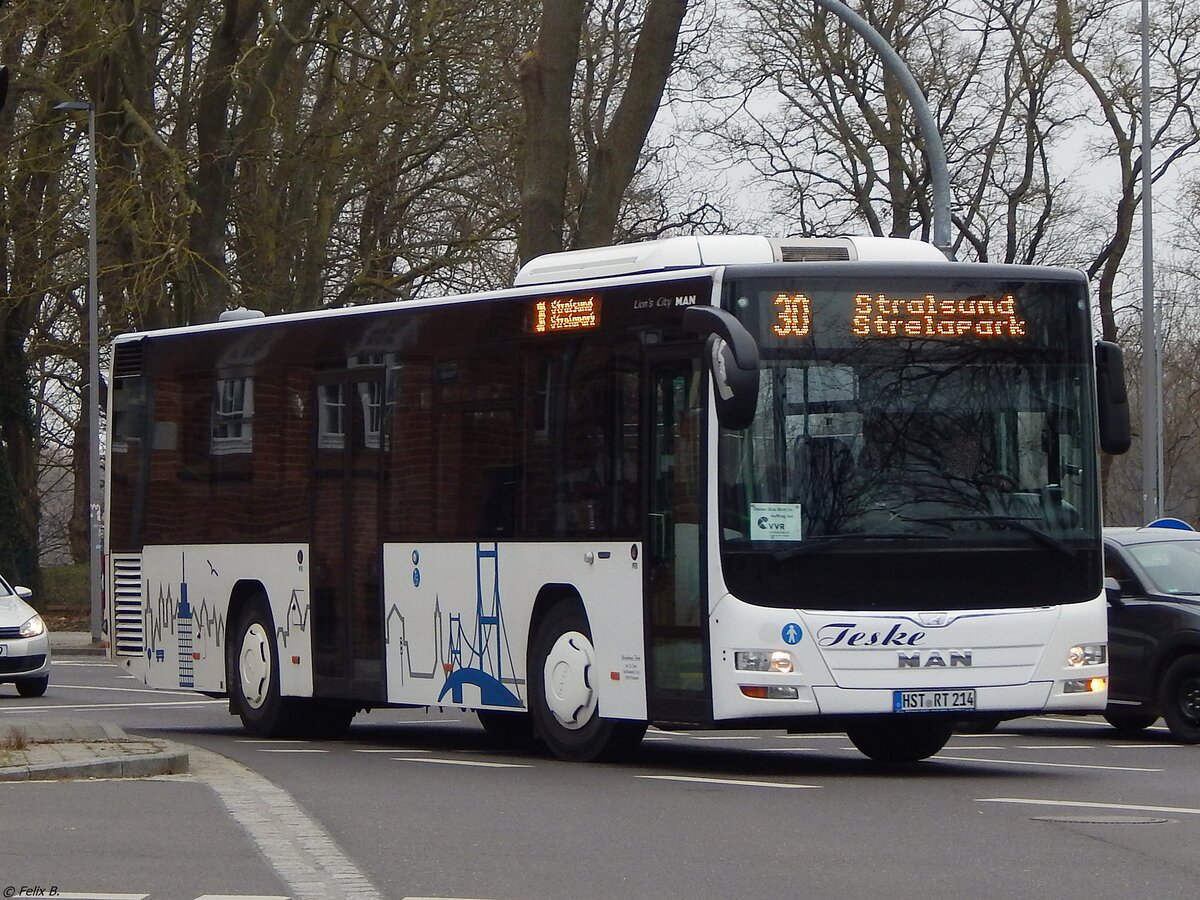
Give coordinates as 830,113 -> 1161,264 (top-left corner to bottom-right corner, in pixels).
645,352 -> 711,723
311,373 -> 386,702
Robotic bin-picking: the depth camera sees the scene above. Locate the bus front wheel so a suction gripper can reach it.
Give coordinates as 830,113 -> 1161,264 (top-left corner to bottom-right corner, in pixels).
529,603 -> 645,762
846,719 -> 953,763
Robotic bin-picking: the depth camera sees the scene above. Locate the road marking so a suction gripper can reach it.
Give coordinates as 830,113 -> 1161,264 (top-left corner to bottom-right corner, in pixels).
253,748 -> 330,754
188,744 -> 383,899
353,748 -> 431,753
937,754 -> 1160,772
979,797 -> 1200,816
54,682 -> 208,697
1113,743 -> 1185,749
43,893 -> 148,899
0,699 -> 221,714
392,757 -> 532,768
775,733 -> 846,740
636,774 -> 821,789
195,895 -> 291,899
1014,745 -> 1093,750
236,739 -> 311,744
943,745 -> 1009,751
688,735 -> 762,741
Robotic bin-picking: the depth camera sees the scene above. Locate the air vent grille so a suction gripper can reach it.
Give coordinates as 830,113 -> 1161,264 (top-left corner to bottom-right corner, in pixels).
113,341 -> 144,379
777,245 -> 851,262
111,553 -> 145,656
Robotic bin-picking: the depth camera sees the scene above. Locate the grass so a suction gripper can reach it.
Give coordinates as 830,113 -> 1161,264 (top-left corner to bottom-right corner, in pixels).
39,563 -> 92,632
1,726 -> 29,751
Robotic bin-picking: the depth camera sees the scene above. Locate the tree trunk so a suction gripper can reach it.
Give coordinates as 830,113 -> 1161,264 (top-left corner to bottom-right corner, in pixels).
517,0 -> 588,265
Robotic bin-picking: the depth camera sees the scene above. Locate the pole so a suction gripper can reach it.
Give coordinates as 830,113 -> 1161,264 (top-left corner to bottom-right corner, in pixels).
1140,0 -> 1162,522
811,0 -> 954,257
86,103 -> 102,643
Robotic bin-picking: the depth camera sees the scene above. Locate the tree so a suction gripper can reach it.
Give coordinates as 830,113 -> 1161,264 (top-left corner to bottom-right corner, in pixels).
517,0 -> 691,262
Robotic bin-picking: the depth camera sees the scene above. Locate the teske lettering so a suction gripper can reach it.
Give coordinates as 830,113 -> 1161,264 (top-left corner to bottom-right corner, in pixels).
816,623 -> 927,647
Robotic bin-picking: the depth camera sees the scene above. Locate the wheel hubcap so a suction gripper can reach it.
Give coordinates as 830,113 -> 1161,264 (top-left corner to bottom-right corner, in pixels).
1180,677 -> 1200,723
239,622 -> 272,710
543,630 -> 597,730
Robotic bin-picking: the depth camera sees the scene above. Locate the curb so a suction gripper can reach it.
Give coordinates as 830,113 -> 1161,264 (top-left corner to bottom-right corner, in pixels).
0,720 -> 190,782
0,746 -> 190,782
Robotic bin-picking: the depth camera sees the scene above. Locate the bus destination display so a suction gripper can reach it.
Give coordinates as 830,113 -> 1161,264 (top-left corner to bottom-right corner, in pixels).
532,296 -> 601,334
770,291 -> 1029,341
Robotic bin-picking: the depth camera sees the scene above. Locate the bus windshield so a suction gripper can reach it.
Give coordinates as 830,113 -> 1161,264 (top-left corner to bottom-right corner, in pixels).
717,269 -> 1101,611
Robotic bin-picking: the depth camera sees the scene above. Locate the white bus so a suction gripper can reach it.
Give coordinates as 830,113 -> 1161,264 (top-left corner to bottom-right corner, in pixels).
105,235 -> 1130,762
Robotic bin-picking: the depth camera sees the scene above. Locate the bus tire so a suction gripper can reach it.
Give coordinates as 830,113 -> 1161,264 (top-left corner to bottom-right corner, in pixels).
477,709 -> 536,747
529,602 -> 646,762
1158,655 -> 1200,743
846,719 -> 953,763
1103,710 -> 1158,734
229,597 -> 298,737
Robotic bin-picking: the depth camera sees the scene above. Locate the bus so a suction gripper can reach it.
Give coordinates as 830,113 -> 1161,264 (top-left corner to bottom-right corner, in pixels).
105,235 -> 1131,763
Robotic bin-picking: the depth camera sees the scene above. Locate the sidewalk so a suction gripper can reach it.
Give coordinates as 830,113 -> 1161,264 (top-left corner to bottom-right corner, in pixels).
49,628 -> 108,656
0,631 -> 190,781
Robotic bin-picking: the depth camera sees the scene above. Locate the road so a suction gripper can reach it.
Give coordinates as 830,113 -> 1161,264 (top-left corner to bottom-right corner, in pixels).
3,657 -> 1199,900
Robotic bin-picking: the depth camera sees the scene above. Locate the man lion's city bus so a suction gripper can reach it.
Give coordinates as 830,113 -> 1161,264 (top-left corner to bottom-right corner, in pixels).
105,235 -> 1131,763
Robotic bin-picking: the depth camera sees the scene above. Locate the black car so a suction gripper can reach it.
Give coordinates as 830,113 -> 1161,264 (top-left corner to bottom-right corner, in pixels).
1103,526 -> 1200,742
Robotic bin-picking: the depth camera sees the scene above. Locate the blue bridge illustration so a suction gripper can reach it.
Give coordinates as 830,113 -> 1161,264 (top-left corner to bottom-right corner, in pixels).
436,543 -> 523,708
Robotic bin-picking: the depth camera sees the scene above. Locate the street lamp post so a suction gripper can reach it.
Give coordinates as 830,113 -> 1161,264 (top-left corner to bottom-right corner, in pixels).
54,99 -> 102,644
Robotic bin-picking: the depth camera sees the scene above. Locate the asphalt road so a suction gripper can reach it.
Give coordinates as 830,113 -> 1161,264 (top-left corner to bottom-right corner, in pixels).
3,657 -> 1199,900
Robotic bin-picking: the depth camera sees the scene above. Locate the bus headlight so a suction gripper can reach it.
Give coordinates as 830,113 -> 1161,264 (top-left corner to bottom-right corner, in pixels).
1067,643 -> 1106,667
735,650 -> 794,674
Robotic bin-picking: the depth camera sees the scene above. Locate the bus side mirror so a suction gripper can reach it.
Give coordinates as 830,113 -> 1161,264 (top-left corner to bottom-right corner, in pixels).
682,306 -> 760,430
1095,341 -> 1131,455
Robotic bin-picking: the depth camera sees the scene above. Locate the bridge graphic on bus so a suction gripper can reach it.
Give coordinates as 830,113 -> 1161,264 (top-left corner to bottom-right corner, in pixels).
385,542 -> 524,708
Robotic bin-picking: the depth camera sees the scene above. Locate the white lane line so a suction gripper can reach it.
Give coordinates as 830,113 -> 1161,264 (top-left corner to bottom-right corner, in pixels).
775,733 -> 847,740
196,895 -> 291,899
0,699 -> 221,714
979,797 -> 1200,816
45,683 -> 210,697
353,748 -> 431,753
254,749 -> 330,754
637,774 -> 821,789
44,893 -> 148,899
688,735 -> 762,741
1113,743 -> 1186,749
1014,745 -> 1093,750
943,745 -> 1009,751
236,739 -> 311,744
189,744 -> 383,899
392,757 -> 532,768
937,754 -> 1160,772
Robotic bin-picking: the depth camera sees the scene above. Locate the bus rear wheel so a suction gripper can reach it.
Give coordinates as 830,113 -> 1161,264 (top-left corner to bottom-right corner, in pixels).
846,719 -> 953,763
529,603 -> 646,762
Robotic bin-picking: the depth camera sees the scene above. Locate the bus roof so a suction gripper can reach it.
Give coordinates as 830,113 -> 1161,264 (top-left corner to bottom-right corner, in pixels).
514,235 -> 949,286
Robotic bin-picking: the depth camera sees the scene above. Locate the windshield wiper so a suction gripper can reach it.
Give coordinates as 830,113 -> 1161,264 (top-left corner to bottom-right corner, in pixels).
772,531 -> 950,561
902,514 -> 1077,559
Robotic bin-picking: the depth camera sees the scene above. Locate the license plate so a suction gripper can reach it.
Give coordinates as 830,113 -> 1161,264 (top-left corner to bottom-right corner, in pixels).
893,689 -> 976,712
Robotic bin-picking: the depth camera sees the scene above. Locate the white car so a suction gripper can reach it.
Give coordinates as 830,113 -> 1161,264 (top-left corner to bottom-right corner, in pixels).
0,574 -> 50,697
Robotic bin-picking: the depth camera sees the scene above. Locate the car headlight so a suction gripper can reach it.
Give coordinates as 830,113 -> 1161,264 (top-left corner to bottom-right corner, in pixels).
19,614 -> 46,638
1067,643 -> 1106,667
